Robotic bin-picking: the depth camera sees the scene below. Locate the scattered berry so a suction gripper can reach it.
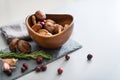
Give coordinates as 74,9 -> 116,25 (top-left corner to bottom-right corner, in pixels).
57,67 -> 63,74
21,66 -> 26,73
35,66 -> 41,72
65,54 -> 70,60
41,64 -> 47,71
36,57 -> 43,64
23,63 -> 29,70
4,69 -> 12,76
87,54 -> 93,60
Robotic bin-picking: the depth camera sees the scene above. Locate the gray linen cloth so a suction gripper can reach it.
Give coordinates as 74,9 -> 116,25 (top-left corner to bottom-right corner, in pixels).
0,21 -> 31,44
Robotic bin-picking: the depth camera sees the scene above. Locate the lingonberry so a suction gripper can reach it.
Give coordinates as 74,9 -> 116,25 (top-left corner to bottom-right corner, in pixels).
65,54 -> 70,60
21,66 -> 26,73
40,21 -> 45,26
41,64 -> 47,71
57,67 -> 63,74
5,69 -> 12,76
35,66 -> 41,72
36,57 -> 43,64
23,63 -> 29,70
87,54 -> 93,60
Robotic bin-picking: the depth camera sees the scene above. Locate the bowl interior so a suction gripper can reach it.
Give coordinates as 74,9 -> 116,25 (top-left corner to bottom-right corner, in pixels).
28,14 -> 73,30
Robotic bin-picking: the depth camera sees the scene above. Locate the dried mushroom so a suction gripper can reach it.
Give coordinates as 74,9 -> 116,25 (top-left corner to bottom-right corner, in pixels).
64,24 -> 69,30
35,10 -> 46,20
32,24 -> 42,32
38,29 -> 52,36
44,22 -> 55,33
9,38 -> 19,52
31,10 -> 70,36
54,24 -> 64,34
31,15 -> 37,25
9,38 -> 31,53
46,19 -> 56,24
17,40 -> 31,53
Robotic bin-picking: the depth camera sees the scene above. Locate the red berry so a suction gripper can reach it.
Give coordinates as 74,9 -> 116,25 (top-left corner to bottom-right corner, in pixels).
87,54 -> 93,60
57,68 -> 63,74
23,63 -> 29,69
36,57 -> 43,64
5,69 -> 12,76
35,66 -> 41,72
40,21 -> 45,26
41,64 -> 47,71
65,54 -> 70,60
21,66 -> 26,73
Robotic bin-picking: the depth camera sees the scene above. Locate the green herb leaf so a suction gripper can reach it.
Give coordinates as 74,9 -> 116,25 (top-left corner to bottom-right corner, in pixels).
0,50 -> 52,60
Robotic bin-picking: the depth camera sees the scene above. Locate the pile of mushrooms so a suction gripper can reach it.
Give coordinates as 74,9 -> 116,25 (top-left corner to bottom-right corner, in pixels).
31,10 -> 69,36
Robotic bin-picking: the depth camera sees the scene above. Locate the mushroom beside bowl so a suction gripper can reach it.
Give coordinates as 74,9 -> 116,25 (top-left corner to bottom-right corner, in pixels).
25,14 -> 74,49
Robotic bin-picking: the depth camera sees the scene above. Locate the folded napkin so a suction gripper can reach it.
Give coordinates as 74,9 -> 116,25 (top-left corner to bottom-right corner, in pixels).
0,20 -> 31,44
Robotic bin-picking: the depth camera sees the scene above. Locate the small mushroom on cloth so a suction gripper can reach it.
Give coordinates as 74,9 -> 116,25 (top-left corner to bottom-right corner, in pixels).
9,38 -> 19,52
17,40 -> 31,53
8,38 -> 31,53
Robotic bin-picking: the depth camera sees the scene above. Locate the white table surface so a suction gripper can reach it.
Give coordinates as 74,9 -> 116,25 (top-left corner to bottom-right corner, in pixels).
0,0 -> 120,80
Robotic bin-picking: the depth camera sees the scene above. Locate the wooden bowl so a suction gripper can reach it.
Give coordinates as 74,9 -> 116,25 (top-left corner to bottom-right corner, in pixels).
25,14 -> 74,49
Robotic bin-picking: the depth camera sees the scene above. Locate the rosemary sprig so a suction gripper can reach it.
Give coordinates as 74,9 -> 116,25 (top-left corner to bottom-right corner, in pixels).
0,50 -> 52,60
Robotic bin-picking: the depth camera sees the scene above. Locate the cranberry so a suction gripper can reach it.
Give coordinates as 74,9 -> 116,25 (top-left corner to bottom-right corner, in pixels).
57,67 -> 63,74
23,63 -> 29,69
5,69 -> 12,76
21,66 -> 26,73
35,66 -> 41,72
41,64 -> 47,71
65,54 -> 70,60
36,57 -> 43,64
40,21 -> 45,26
87,54 -> 93,60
